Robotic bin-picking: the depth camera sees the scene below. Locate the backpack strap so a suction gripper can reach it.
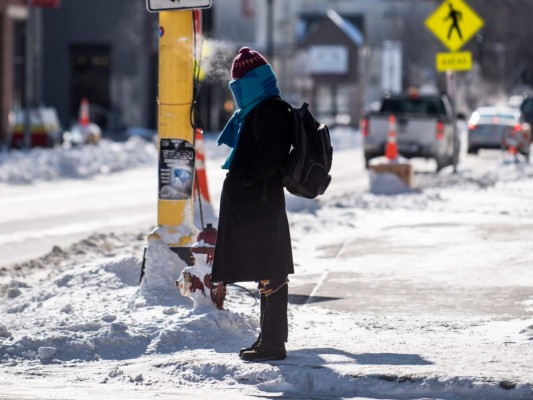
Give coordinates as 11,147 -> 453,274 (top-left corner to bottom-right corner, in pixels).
250,97 -> 293,141
249,97 -> 295,178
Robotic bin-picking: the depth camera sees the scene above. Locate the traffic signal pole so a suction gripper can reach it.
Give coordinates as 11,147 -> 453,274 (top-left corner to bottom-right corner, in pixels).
148,10 -> 199,257
447,71 -> 459,174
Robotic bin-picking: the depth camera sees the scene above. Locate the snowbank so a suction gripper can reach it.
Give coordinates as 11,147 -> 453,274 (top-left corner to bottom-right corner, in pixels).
1,248 -> 258,363
0,137 -> 157,184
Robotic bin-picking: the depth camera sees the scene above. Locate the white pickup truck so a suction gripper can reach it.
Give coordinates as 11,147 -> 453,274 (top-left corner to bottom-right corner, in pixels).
362,93 -> 457,171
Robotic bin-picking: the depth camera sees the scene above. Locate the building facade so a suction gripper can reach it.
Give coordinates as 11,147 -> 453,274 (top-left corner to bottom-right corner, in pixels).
41,0 -> 157,136
1,0 -> 160,145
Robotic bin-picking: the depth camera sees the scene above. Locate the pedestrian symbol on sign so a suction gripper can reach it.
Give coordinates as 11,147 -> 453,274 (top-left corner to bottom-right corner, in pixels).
445,3 -> 463,40
425,0 -> 484,52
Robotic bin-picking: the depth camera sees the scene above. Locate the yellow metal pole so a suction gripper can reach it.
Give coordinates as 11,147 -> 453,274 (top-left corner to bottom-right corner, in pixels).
150,10 -> 198,250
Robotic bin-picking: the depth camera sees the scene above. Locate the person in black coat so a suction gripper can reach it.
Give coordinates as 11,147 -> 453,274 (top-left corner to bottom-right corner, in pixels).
211,47 -> 293,362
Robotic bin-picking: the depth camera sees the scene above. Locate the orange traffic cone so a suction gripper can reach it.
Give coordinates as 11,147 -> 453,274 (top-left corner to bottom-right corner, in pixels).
194,129 -> 211,203
505,131 -> 519,158
385,114 -> 398,160
78,98 -> 90,127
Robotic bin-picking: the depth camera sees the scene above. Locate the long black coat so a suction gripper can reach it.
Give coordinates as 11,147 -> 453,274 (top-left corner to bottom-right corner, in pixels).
212,97 -> 294,283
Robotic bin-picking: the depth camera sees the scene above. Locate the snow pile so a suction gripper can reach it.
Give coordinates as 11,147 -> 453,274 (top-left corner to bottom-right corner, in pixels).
367,156 -> 418,195
0,232 -> 148,280
1,250 -> 257,364
369,171 -> 417,195
418,160 -> 533,190
138,239 -> 191,306
2,256 -> 149,362
0,137 -> 157,184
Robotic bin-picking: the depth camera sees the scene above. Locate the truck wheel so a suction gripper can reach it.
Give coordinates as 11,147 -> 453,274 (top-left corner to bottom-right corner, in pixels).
364,155 -> 370,169
467,147 -> 478,155
435,155 -> 452,172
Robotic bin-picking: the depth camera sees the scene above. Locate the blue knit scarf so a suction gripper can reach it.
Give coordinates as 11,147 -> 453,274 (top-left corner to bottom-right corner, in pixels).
217,64 -> 281,169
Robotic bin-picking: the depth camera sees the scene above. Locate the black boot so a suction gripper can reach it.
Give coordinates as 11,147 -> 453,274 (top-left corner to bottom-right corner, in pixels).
239,335 -> 261,357
239,289 -> 267,357
241,341 -> 286,362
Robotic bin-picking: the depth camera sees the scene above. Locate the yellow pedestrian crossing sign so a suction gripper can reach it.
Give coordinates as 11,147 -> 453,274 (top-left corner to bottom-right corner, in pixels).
425,0 -> 484,52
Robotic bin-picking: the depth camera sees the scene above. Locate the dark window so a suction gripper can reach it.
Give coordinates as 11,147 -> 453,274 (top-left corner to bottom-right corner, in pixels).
520,99 -> 533,114
520,99 -> 533,125
12,20 -> 26,110
69,44 -> 111,128
380,98 -> 445,116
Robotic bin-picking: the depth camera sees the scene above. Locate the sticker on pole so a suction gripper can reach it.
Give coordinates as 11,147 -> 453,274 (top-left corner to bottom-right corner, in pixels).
159,139 -> 195,200
146,0 -> 212,13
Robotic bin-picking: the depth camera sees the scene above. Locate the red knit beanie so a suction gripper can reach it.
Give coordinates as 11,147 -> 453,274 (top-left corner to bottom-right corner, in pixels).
231,47 -> 268,79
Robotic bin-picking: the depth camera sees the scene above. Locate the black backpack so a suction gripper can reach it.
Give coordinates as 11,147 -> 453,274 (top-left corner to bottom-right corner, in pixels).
253,98 -> 333,199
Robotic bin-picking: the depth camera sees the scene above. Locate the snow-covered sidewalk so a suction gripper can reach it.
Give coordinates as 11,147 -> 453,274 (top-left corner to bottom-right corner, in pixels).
1,131 -> 533,399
